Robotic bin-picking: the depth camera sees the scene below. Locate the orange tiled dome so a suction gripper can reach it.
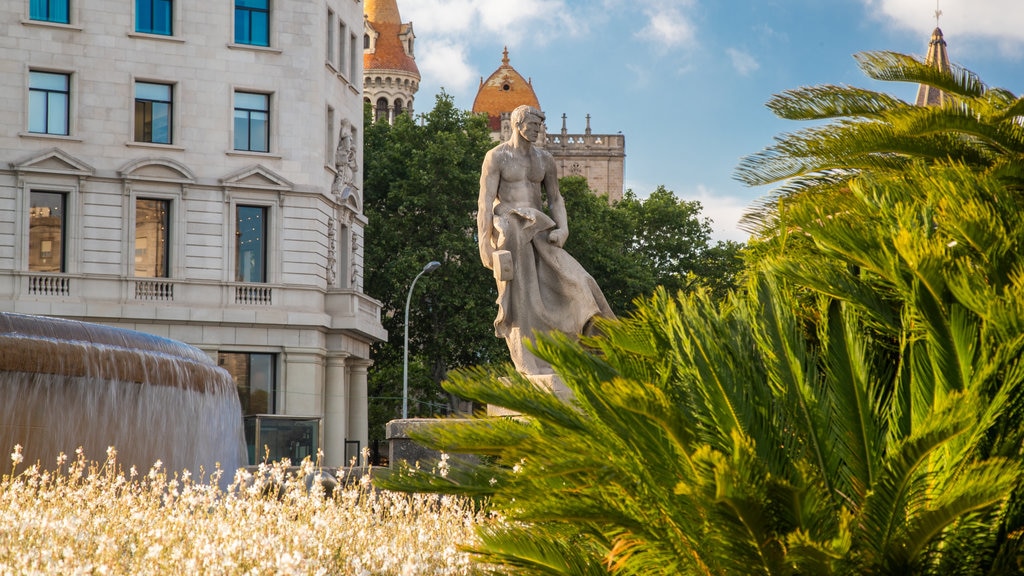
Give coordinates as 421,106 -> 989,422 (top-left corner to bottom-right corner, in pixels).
472,48 -> 541,131
364,0 -> 419,76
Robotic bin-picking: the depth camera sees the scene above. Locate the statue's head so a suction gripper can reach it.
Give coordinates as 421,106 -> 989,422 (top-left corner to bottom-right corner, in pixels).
511,105 -> 544,128
511,105 -> 544,143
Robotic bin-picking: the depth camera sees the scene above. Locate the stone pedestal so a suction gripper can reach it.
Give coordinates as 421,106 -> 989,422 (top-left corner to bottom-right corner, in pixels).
486,373 -> 573,417
386,417 -> 485,468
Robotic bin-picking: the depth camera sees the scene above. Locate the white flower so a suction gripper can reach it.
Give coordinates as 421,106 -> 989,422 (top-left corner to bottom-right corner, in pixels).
10,444 -> 23,465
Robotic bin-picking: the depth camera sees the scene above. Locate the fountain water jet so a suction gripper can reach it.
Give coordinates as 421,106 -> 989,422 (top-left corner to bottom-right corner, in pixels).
0,312 -> 246,480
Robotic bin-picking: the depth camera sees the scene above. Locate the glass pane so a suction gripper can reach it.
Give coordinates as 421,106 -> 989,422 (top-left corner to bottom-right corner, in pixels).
51,0 -> 69,23
237,0 -> 268,8
154,0 -> 172,34
134,101 -> 149,141
151,101 -> 170,143
134,199 -> 169,277
47,93 -> 68,135
135,0 -> 151,31
135,82 -> 170,101
233,111 -> 250,150
234,92 -> 267,111
30,0 -> 46,20
250,112 -> 268,152
29,192 -> 65,273
236,206 -> 265,282
28,91 -> 47,133
234,8 -> 249,44
221,352 -> 275,417
30,71 -> 68,91
251,12 -> 269,46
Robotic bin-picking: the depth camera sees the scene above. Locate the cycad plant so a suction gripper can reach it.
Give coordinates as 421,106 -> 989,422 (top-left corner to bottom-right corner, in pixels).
379,163 -> 1024,575
736,50 -> 1024,235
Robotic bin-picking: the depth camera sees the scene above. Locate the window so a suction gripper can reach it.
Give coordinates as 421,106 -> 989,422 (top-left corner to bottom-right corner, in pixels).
236,205 -> 266,282
30,0 -> 69,23
326,8 -> 334,63
394,99 -> 403,117
29,191 -> 65,272
28,71 -> 69,135
375,97 -> 388,122
325,105 -> 335,161
338,21 -> 347,75
349,33 -> 359,81
233,92 -> 269,152
134,82 -> 172,144
136,0 -> 172,35
235,0 -> 269,46
220,352 -> 276,415
363,34 -> 369,50
134,198 -> 169,277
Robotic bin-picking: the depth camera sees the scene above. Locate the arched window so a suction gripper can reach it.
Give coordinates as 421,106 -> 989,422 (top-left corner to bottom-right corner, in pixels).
363,34 -> 370,49
394,99 -> 403,116
375,98 -> 388,122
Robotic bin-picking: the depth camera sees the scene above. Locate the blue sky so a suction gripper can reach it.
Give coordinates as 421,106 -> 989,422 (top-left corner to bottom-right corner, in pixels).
400,0 -> 1024,241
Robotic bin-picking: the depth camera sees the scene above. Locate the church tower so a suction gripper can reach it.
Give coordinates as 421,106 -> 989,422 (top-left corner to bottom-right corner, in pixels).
471,49 -> 626,202
363,0 -> 420,123
915,10 -> 951,106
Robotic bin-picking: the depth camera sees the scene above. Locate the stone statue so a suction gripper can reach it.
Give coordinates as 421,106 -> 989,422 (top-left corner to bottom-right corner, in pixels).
332,119 -> 360,211
478,105 -> 614,377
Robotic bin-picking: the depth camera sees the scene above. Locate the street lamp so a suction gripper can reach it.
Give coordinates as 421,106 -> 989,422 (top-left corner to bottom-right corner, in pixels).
403,260 -> 441,419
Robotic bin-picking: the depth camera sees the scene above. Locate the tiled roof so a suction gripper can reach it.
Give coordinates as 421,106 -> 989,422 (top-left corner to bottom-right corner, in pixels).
472,48 -> 540,126
364,0 -> 419,76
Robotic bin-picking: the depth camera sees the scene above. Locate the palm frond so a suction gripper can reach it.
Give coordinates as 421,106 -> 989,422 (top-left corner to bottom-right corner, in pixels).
766,85 -> 909,120
854,50 -> 986,99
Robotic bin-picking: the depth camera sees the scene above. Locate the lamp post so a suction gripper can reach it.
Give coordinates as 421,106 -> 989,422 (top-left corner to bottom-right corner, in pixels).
403,260 -> 441,419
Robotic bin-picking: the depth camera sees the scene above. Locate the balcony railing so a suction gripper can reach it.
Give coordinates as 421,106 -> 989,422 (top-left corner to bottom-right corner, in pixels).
235,285 -> 272,305
27,274 -> 70,296
134,280 -> 174,301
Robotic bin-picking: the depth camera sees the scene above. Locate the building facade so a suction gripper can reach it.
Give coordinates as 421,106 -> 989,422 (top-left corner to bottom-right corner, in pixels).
0,0 -> 384,467
363,0 -> 419,123
472,48 -> 626,202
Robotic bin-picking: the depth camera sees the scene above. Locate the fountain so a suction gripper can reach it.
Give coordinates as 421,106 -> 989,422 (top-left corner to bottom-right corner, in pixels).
0,312 -> 246,480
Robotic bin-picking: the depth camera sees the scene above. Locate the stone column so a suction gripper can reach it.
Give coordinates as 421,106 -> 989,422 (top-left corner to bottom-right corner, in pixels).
322,353 -> 349,467
347,360 -> 371,462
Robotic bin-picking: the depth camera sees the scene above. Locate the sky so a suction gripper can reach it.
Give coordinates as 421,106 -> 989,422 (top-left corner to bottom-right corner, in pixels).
397,0 -> 1024,242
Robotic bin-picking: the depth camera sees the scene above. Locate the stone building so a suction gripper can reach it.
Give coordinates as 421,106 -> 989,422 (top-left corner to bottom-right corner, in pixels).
472,48 -> 626,202
0,0 -> 384,467
363,0 -> 419,123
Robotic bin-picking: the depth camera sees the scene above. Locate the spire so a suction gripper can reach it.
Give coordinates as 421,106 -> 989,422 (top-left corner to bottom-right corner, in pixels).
502,46 -> 510,66
915,2 -> 950,106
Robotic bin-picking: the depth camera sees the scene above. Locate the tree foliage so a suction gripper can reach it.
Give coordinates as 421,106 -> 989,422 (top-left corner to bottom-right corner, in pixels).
363,93 -> 503,434
375,57 -> 1024,574
362,95 -> 744,449
737,50 -> 1024,236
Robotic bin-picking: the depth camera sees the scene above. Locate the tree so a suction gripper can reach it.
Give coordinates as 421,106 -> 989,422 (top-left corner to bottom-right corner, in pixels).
561,177 -> 745,312
736,50 -> 1024,235
362,93 -> 505,445
379,162 -> 1024,576
375,56 -> 1024,573
363,97 -> 745,453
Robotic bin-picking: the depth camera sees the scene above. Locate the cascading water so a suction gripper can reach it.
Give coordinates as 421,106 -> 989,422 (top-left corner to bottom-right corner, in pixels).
0,312 -> 246,480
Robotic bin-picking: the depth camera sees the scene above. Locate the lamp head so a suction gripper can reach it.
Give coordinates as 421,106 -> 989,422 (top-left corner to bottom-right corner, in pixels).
423,261 -> 441,273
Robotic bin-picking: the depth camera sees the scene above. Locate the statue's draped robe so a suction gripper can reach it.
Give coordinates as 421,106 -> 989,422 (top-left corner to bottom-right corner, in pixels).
491,204 -> 614,374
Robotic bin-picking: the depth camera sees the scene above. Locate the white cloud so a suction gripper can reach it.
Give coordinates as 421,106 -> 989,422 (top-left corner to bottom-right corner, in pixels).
415,40 -> 478,95
726,48 -> 759,75
686,185 -> 752,243
636,1 -> 698,50
863,0 -> 1024,45
403,0 -> 575,43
